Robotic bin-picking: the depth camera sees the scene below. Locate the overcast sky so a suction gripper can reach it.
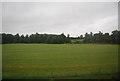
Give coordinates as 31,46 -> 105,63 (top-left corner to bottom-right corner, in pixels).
2,2 -> 118,37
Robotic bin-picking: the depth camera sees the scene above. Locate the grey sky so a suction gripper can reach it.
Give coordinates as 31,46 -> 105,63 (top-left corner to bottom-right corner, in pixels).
2,2 -> 118,37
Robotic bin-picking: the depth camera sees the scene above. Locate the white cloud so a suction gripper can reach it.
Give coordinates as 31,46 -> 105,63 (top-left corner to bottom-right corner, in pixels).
2,2 -> 118,36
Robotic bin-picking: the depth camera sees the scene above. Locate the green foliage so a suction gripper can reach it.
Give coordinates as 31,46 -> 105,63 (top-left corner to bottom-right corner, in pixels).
2,33 -> 71,44
2,33 -> 14,44
83,30 -> 120,44
1,30 -> 120,44
46,34 -> 67,44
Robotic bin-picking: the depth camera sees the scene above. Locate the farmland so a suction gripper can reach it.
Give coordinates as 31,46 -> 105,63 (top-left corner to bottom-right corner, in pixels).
2,44 -> 119,79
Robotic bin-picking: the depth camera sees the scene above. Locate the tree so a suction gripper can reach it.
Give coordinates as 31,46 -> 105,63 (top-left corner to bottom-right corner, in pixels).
111,30 -> 120,44
67,34 -> 70,38
84,33 -> 91,43
14,33 -> 20,43
24,34 -> 29,43
103,33 -> 111,43
2,33 -> 14,44
20,35 -> 25,43
1,30 -> 120,44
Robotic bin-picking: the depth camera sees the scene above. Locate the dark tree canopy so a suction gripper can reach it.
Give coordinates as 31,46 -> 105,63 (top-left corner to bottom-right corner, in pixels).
1,30 -> 120,44
1,33 -> 71,44
83,30 -> 120,44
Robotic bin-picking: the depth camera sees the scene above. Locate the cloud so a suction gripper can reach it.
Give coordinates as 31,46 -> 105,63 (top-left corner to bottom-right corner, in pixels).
2,2 -> 118,36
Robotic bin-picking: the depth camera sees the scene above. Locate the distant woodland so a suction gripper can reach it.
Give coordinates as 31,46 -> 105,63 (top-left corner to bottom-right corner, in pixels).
1,30 -> 120,44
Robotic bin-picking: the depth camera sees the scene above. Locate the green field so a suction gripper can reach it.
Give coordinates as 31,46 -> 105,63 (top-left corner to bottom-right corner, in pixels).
2,44 -> 119,79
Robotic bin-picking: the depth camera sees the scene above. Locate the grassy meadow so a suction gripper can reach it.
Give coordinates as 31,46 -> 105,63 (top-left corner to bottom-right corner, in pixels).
2,44 -> 119,79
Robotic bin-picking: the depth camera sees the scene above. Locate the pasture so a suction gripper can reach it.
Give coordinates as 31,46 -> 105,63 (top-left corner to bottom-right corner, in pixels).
2,44 -> 118,79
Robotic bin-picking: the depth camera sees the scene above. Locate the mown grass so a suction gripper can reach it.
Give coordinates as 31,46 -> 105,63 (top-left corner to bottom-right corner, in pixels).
2,44 -> 119,79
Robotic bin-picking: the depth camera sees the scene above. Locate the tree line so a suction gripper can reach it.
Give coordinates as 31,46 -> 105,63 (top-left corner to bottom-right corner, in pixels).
1,33 -> 71,44
83,30 -> 120,44
1,30 -> 120,44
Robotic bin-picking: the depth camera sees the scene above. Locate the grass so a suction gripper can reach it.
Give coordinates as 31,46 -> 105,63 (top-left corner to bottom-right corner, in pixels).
71,39 -> 84,44
2,44 -> 119,79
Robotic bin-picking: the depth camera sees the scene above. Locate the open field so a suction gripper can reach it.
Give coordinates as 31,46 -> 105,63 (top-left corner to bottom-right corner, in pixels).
2,44 -> 119,79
